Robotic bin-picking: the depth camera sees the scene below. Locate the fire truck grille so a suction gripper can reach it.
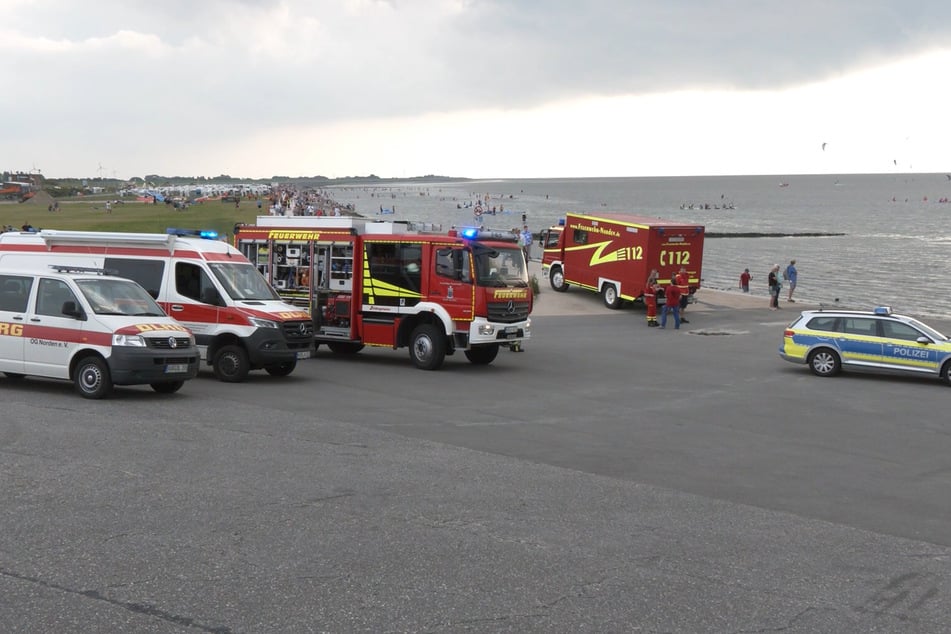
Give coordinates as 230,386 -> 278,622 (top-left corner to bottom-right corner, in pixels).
487,301 -> 531,323
147,337 -> 192,349
282,319 -> 315,341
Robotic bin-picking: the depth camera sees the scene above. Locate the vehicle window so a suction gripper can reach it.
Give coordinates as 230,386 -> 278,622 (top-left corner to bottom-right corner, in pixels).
104,258 -> 165,299
0,274 -> 32,312
881,320 -> 924,342
572,229 -> 588,245
77,279 -> 166,316
36,278 -> 78,317
175,262 -> 218,304
435,247 -> 471,283
367,243 -> 423,292
842,317 -> 880,337
806,316 -> 838,332
544,230 -> 561,248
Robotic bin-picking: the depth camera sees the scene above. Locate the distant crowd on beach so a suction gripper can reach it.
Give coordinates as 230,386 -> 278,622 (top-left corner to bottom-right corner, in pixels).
266,187 -> 354,218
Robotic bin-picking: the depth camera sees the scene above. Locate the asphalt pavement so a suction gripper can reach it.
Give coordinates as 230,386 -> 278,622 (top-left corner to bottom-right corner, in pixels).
2,280 -> 951,632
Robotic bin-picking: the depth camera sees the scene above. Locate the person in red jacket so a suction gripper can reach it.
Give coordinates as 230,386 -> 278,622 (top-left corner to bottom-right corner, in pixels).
674,266 -> 691,324
660,275 -> 682,329
644,269 -> 660,327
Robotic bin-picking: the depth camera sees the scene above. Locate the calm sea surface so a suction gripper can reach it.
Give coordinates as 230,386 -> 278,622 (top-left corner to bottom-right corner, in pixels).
327,174 -> 951,318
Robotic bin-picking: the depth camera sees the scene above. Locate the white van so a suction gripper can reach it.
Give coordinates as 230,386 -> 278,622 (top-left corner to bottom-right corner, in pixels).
0,229 -> 314,382
0,265 -> 199,398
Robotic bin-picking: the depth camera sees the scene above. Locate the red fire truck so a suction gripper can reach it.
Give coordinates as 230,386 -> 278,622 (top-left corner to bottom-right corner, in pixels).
234,217 -> 532,370
540,212 -> 705,309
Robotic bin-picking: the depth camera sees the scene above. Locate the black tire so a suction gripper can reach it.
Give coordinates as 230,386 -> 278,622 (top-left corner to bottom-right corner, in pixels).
464,344 -> 500,365
602,283 -> 622,309
327,342 -> 365,354
808,348 -> 841,377
74,356 -> 113,399
4,372 -> 25,379
941,361 -> 951,387
549,266 -> 569,292
213,344 -> 250,383
265,360 -> 297,376
409,324 -> 447,370
150,380 -> 185,394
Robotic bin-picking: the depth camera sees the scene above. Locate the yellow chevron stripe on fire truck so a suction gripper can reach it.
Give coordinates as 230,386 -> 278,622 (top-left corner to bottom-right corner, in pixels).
361,259 -> 423,304
564,240 -> 643,266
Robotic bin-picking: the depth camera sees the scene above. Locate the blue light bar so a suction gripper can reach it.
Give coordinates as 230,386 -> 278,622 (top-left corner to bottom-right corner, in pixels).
873,306 -> 892,315
460,227 -> 480,239
167,227 -> 219,240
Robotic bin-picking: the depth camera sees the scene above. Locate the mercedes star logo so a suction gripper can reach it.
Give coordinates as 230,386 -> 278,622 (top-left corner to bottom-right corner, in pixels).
506,300 -> 515,314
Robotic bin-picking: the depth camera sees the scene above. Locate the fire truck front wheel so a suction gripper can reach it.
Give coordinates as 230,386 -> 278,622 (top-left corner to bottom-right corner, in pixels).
602,283 -> 622,309
410,324 -> 447,370
549,266 -> 569,292
465,343 -> 500,365
213,345 -> 250,383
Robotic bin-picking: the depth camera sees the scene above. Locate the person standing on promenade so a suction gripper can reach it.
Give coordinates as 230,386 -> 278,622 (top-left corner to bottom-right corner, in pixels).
644,269 -> 660,327
660,275 -> 682,329
520,225 -> 533,262
740,268 -> 751,292
785,259 -> 798,302
675,266 -> 690,323
768,264 -> 782,310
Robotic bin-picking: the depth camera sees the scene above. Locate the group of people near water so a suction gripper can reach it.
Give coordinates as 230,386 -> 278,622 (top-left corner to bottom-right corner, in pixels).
739,260 -> 798,309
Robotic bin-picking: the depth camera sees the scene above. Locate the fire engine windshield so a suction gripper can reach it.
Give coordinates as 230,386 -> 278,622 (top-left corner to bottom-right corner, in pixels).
76,279 -> 166,316
209,262 -> 280,301
473,246 -> 529,288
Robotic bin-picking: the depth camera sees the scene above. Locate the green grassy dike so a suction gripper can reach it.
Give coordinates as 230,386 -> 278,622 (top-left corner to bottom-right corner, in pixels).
0,196 -> 269,240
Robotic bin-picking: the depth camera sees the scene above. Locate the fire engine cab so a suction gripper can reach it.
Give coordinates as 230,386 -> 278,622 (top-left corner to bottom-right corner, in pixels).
541,212 -> 705,309
0,229 -> 314,382
234,216 -> 532,370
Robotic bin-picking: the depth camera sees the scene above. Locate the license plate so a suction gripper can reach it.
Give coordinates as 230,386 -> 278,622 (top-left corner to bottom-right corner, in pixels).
296,351 -> 310,360
165,363 -> 187,374
505,326 -> 518,334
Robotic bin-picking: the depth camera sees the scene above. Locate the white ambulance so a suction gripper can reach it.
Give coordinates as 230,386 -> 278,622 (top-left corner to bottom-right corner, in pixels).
0,229 -> 315,382
0,265 -> 199,398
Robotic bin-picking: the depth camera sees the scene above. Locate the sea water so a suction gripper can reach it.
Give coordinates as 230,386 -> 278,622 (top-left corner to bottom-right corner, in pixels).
327,174 -> 951,318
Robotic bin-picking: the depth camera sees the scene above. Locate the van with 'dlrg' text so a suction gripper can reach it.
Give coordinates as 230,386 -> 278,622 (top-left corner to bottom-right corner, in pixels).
0,265 -> 200,398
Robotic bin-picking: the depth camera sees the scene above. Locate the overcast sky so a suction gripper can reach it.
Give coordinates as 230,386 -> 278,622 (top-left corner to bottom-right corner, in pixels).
3,0 -> 951,180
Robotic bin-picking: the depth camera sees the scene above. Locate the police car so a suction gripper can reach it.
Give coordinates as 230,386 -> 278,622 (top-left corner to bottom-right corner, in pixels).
779,306 -> 951,385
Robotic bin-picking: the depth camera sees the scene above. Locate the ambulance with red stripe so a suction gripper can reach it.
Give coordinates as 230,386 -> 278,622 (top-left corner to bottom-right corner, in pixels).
0,265 -> 199,398
0,229 -> 314,382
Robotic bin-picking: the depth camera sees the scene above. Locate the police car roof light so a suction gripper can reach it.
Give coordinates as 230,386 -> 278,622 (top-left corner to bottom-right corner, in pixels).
873,306 -> 892,315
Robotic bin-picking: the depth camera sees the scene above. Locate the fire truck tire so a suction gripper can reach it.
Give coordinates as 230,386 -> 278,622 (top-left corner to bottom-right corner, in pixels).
602,283 -> 622,309
465,344 -> 500,365
213,345 -> 250,383
549,266 -> 569,292
265,360 -> 297,376
327,342 -> 365,354
150,380 -> 185,394
74,355 -> 113,399
410,324 -> 447,370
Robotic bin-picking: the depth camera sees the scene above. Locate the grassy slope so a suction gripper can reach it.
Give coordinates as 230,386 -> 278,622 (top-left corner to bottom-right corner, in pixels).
0,197 -> 266,239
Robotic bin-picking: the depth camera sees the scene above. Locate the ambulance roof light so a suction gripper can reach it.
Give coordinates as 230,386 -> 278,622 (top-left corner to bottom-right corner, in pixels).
166,227 -> 219,240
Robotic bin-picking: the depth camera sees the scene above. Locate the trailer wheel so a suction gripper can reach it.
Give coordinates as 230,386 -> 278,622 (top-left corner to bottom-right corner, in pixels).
265,360 -> 297,376
602,283 -> 622,309
213,344 -> 250,383
409,324 -> 447,370
464,343 -> 500,365
327,342 -> 365,354
150,380 -> 185,394
74,355 -> 113,399
550,266 -> 569,292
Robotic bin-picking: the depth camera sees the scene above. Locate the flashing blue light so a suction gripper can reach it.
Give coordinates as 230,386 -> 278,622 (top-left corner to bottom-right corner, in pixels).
873,306 -> 892,315
557,218 -> 565,226
460,227 -> 480,239
167,227 -> 218,240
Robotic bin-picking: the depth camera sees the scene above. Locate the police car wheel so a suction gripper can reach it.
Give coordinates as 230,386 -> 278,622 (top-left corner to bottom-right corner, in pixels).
602,283 -> 621,309
74,356 -> 113,399
151,380 -> 185,394
213,344 -> 250,383
941,361 -> 951,387
808,348 -> 840,377
3,372 -> 25,379
549,266 -> 569,292
265,360 -> 297,376
409,324 -> 446,370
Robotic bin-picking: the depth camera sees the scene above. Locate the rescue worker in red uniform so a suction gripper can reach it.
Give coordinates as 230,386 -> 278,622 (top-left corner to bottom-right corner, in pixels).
644,269 -> 660,327
674,266 -> 691,324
